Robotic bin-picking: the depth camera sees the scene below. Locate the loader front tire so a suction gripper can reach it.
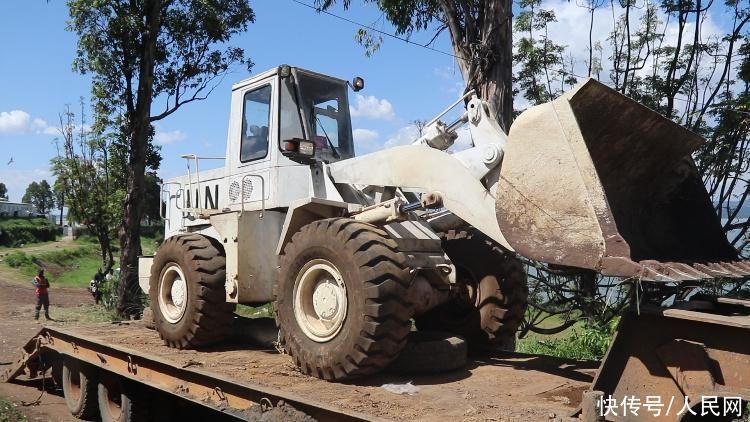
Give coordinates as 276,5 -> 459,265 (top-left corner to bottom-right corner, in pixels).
275,218 -> 414,381
150,234 -> 235,349
416,230 -> 528,351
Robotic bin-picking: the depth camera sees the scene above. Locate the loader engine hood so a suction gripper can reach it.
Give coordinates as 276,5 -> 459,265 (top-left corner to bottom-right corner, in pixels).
497,78 -> 743,280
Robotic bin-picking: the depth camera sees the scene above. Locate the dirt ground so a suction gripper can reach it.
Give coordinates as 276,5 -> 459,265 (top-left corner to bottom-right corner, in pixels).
0,274 -> 94,421
37,322 -> 597,421
0,244 -> 599,421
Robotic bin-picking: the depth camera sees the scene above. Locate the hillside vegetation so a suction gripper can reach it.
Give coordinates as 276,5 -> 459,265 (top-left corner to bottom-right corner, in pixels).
0,217 -> 57,247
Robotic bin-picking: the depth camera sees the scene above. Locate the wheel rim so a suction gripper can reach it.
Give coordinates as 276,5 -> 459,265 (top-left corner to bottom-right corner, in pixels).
67,366 -> 82,403
293,259 -> 348,343
159,263 -> 188,324
102,378 -> 123,420
452,265 -> 482,311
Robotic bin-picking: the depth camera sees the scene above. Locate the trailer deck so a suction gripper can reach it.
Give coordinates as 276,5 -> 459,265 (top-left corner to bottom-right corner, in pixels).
2,322 -> 596,421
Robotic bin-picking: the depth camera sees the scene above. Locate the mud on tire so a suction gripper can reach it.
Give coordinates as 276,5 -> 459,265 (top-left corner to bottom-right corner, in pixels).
416,230 -> 528,351
97,374 -> 147,422
275,218 -> 414,381
149,234 -> 235,349
62,358 -> 99,420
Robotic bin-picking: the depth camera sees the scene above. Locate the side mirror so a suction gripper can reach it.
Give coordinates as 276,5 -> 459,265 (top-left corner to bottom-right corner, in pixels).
352,76 -> 365,92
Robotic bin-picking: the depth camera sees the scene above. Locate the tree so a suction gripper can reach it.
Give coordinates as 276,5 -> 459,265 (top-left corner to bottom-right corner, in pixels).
51,103 -> 120,273
143,172 -> 163,225
513,0 -> 573,106
0,182 -> 8,200
22,180 -> 55,214
68,0 -> 255,316
21,183 -> 38,205
320,0 -> 515,131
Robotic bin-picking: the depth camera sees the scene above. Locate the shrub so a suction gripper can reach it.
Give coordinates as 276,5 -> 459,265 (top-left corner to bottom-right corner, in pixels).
3,251 -> 34,268
0,218 -> 57,247
518,320 -> 617,361
99,271 -> 146,316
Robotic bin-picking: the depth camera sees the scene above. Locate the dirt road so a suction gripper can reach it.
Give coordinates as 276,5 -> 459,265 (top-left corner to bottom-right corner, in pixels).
0,241 -> 93,422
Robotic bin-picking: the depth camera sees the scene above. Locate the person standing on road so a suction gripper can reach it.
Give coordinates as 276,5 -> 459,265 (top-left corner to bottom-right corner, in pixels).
32,269 -> 51,320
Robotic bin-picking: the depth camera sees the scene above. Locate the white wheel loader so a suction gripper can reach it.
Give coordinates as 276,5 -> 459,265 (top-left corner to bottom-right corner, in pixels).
139,64 -> 748,381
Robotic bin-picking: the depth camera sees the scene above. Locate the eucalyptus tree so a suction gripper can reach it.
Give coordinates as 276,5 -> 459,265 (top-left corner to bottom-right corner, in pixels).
68,0 -> 255,315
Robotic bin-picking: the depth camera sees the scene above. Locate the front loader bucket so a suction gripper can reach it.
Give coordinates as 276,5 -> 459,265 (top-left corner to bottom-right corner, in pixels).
496,79 -> 746,281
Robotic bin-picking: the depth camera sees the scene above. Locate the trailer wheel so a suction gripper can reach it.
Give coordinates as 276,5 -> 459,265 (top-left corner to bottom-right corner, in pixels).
416,230 -> 528,351
275,218 -> 414,380
97,374 -> 147,422
62,359 -> 98,420
150,234 -> 235,349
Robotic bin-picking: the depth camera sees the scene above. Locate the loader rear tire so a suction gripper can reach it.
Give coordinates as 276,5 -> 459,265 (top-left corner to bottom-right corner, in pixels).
150,234 -> 235,349
275,218 -> 414,381
416,230 -> 528,351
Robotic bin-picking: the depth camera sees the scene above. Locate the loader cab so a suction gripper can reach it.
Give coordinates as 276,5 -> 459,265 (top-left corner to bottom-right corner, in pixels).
229,65 -> 354,167
279,67 -> 355,163
222,65 -> 355,212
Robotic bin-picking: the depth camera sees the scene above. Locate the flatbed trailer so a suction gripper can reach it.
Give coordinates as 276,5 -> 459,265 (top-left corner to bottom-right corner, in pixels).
4,299 -> 750,421
1,322 -> 596,421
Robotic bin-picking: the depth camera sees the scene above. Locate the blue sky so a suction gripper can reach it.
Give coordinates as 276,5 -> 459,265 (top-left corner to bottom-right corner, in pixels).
0,0 -> 465,202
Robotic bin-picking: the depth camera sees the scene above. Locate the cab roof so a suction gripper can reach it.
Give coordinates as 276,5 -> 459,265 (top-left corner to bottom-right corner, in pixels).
231,65 -> 348,91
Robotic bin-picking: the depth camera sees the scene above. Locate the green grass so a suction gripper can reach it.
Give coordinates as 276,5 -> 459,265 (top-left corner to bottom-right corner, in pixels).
236,303 -> 273,318
517,320 -> 617,361
0,397 -> 26,422
53,304 -> 122,323
54,255 -> 105,287
140,234 -> 160,256
0,230 -> 162,289
1,244 -> 101,288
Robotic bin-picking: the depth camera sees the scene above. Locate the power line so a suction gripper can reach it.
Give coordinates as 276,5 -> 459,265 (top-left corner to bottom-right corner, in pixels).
290,0 -> 464,61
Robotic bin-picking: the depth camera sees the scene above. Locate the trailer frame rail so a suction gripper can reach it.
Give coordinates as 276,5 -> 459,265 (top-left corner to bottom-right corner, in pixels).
2,325 -> 380,422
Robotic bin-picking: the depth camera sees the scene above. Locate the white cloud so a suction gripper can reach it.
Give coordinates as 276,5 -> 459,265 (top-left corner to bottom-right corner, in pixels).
352,128 -> 382,155
384,125 -> 420,149
32,118 -> 60,136
0,168 -> 53,202
0,110 -> 32,134
0,110 -> 60,136
154,129 -> 187,145
350,95 -> 396,120
542,0 -> 726,84
353,128 -> 379,143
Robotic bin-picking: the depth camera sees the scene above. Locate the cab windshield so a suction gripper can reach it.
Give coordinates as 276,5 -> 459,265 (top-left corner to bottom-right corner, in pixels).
279,70 -> 354,162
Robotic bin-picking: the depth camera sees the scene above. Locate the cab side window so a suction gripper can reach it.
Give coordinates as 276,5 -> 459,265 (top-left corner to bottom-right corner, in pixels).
241,85 -> 272,162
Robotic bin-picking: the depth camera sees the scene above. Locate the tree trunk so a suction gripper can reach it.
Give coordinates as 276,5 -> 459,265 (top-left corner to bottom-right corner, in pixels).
452,0 -> 514,132
59,195 -> 64,226
117,0 -> 162,317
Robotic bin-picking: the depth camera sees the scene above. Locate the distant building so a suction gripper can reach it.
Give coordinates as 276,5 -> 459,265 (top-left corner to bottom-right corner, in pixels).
0,199 -> 37,217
